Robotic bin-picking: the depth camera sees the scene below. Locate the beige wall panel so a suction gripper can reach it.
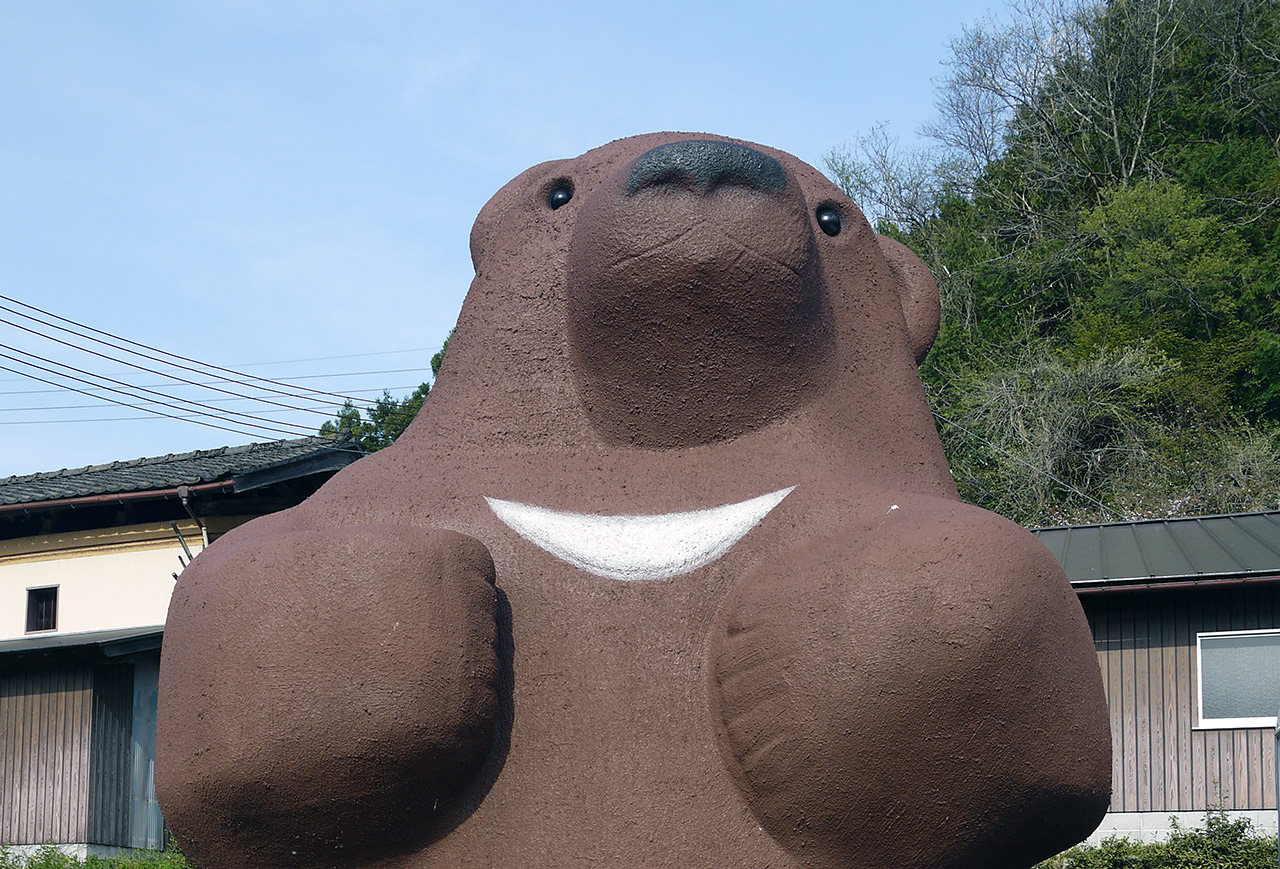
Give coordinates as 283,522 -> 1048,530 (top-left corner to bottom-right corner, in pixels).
0,546 -> 185,640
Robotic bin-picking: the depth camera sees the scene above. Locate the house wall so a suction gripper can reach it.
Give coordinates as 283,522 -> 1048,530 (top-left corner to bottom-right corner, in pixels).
127,656 -> 164,849
87,662 -> 134,846
1080,582 -> 1280,822
0,522 -> 203,641
1,653 -> 163,850
0,661 -> 94,844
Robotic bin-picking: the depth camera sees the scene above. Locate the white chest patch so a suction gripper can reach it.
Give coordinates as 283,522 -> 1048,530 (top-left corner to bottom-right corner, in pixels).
485,486 -> 795,582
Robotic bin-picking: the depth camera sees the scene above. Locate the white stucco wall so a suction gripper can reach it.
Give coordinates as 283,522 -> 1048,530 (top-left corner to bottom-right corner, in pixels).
0,541 -> 190,641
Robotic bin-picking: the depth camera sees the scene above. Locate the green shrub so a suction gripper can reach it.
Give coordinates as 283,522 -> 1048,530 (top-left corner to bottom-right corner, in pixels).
1037,809 -> 1279,869
0,842 -> 190,869
4,814 -> 1275,869
0,845 -> 78,869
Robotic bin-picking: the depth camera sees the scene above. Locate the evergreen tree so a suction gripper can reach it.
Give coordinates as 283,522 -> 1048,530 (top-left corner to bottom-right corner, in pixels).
318,333 -> 449,453
828,0 -> 1280,524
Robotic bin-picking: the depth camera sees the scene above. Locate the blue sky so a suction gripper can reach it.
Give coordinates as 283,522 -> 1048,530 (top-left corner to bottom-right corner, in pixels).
0,1 -> 998,477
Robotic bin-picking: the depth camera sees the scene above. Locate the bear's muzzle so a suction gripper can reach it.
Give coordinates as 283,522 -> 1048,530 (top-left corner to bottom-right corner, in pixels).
566,138 -> 833,448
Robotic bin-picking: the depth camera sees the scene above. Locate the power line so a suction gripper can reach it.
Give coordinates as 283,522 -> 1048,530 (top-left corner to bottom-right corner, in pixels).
0,361 -> 302,442
0,293 -> 386,405
0,345 -> 316,438
0,313 -> 339,420
0,385 -> 424,413
233,347 -> 440,367
0,369 -> 431,394
0,294 -> 438,446
0,408 -> 346,424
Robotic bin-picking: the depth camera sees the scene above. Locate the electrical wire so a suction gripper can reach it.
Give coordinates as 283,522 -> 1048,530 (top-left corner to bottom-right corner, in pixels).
0,361 -> 302,442
0,404 -> 383,425
0,386 -> 423,413
0,369 -> 431,395
0,291 -> 438,448
0,344 -> 316,438
0,293 -> 383,405
0,313 -> 342,420
233,347 -> 438,367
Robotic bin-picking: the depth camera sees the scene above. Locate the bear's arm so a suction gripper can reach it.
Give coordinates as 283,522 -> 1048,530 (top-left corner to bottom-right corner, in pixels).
155,522 -> 501,868
710,496 -> 1111,869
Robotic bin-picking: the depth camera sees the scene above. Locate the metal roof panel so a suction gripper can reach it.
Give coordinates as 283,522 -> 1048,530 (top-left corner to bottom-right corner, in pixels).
1033,511 -> 1280,587
0,626 -> 164,656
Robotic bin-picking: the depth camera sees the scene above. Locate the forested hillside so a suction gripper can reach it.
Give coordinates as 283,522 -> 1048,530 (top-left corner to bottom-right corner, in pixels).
827,0 -> 1280,526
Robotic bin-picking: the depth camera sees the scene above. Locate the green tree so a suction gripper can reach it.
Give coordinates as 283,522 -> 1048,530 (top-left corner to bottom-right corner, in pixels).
1076,180 -> 1248,340
319,333 -> 450,452
827,0 -> 1280,524
320,383 -> 430,453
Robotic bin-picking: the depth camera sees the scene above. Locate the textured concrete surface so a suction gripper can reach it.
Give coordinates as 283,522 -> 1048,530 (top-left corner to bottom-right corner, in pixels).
156,134 -> 1112,869
1088,811 -> 1278,843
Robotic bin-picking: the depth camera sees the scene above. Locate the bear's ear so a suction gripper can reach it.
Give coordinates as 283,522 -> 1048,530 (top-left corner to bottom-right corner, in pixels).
876,235 -> 940,363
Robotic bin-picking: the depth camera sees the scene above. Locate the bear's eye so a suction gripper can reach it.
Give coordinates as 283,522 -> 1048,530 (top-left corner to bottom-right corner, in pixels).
547,183 -> 573,210
816,207 -> 841,237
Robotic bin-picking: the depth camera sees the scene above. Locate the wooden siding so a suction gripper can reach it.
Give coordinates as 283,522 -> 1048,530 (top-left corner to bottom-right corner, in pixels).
0,662 -> 93,844
87,663 -> 134,846
1082,583 -> 1280,813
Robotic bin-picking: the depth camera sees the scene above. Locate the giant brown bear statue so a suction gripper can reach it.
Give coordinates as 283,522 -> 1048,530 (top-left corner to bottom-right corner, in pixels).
155,133 -> 1111,869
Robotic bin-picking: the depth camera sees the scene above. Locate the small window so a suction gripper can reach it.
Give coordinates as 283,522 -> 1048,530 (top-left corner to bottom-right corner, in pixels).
26,586 -> 58,633
1197,629 -> 1280,728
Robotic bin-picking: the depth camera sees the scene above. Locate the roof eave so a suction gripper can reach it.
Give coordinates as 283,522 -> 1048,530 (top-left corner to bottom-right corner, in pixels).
0,445 -> 360,515
0,477 -> 236,516
1073,571 -> 1280,593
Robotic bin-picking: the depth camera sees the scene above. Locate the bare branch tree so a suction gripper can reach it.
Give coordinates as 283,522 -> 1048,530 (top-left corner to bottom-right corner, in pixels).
927,0 -> 1193,218
823,124 -> 943,231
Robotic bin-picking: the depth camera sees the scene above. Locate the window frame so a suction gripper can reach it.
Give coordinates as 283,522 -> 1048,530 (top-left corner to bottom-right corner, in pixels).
1196,627 -> 1280,729
25,584 -> 58,634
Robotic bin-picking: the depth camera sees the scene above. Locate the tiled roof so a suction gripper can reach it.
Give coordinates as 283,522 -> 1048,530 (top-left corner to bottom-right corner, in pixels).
1033,511 -> 1280,588
0,436 -> 359,507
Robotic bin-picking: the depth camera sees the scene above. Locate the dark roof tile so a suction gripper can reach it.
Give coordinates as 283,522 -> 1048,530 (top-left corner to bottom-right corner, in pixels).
0,436 -> 359,506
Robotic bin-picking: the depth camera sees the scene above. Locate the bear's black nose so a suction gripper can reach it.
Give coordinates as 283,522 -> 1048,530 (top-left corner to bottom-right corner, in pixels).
626,139 -> 787,196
